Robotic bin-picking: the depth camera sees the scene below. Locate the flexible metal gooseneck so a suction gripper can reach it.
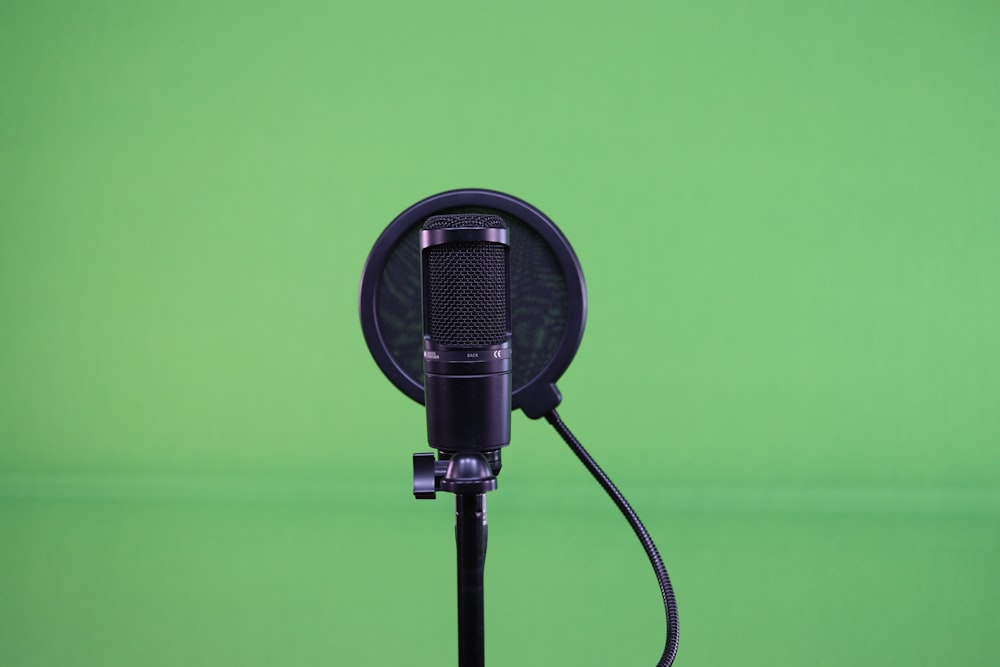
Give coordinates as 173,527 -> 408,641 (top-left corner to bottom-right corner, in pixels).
544,409 -> 680,667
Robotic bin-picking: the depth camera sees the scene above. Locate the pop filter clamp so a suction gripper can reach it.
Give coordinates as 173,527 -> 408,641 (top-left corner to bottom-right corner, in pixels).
359,189 -> 679,667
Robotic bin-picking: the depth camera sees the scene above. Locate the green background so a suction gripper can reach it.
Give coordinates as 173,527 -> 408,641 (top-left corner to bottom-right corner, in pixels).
2,1 -> 998,665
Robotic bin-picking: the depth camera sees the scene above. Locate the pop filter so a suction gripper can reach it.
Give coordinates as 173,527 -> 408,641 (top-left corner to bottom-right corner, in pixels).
359,189 -> 587,418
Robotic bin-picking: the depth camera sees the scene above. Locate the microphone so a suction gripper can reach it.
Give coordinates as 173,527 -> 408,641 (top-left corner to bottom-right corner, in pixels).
421,214 -> 512,454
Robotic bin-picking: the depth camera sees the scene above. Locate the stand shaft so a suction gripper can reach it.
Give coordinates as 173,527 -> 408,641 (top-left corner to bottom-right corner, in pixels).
456,493 -> 487,667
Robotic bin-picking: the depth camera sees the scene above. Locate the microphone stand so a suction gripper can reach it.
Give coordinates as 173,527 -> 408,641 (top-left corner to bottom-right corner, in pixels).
413,450 -> 500,667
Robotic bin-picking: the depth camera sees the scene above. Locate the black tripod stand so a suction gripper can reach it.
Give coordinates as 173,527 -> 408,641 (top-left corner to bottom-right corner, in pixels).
413,450 -> 500,667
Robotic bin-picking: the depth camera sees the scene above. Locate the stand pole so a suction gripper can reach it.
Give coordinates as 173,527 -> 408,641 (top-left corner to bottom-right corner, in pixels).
456,493 -> 487,667
414,450 -> 498,667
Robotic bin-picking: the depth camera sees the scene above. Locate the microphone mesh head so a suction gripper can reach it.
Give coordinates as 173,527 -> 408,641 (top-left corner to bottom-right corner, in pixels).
424,214 -> 508,348
423,213 -> 506,231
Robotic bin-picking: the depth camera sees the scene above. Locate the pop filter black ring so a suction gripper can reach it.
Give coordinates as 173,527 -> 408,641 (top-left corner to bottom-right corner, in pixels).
359,188 -> 587,419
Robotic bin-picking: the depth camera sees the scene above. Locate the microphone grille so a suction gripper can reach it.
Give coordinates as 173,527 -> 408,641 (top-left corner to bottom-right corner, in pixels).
422,213 -> 507,230
423,214 -> 508,348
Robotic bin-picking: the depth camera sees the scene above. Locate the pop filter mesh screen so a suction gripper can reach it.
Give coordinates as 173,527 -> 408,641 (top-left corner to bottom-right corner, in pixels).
376,207 -> 568,392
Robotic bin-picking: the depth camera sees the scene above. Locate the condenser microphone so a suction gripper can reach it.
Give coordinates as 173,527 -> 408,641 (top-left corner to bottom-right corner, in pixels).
421,214 -> 512,453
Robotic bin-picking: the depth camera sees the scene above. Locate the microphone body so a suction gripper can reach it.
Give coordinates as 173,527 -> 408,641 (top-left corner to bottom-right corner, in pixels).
421,214 -> 512,453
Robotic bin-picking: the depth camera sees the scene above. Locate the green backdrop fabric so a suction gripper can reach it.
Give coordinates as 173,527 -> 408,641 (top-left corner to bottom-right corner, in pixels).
2,1 -> 998,665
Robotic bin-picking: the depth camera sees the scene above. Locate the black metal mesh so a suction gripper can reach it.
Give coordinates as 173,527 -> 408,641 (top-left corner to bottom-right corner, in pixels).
423,213 -> 506,230
426,241 -> 508,347
423,214 -> 508,348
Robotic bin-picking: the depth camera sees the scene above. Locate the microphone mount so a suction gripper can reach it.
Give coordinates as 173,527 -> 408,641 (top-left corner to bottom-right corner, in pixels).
412,450 -> 501,500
